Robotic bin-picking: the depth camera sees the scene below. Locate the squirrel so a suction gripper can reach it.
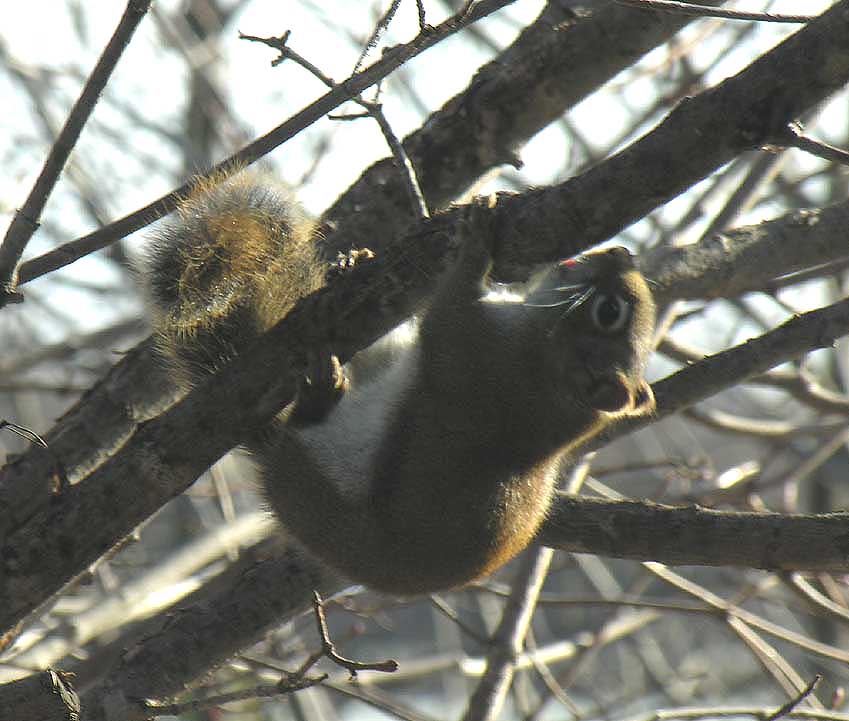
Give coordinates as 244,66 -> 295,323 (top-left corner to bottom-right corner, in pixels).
147,172 -> 657,595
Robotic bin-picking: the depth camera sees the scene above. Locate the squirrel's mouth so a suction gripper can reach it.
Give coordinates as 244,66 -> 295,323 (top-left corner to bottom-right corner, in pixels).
631,380 -> 655,413
586,373 -> 630,413
585,372 -> 654,415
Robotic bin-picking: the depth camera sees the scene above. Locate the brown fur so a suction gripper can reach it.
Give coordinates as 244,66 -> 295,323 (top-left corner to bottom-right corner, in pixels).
148,175 -> 657,595
147,172 -> 321,385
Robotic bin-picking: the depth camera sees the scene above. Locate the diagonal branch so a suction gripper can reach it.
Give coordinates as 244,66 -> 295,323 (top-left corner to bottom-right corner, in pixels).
12,0 -> 515,288
645,199 -> 849,304
0,0 -> 152,303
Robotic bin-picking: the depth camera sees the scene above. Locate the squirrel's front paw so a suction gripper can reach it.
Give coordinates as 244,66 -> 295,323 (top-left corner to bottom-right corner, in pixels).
452,197 -> 499,289
290,350 -> 349,425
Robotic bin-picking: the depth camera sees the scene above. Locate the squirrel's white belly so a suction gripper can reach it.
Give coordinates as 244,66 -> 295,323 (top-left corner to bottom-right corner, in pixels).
294,329 -> 419,501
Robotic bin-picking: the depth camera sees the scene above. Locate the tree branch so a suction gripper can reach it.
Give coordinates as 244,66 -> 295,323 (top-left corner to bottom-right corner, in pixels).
645,199 -> 849,303
539,497 -> 849,572
13,0 -> 515,287
0,0 -> 152,303
613,0 -> 814,24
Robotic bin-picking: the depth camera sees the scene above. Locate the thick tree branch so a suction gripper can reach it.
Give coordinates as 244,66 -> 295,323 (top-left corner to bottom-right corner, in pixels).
645,199 -> 849,303
539,497 -> 849,572
79,544 -> 338,721
0,0 -> 152,303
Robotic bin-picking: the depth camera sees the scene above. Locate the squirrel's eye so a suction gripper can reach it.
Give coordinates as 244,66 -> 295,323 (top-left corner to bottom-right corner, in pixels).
590,293 -> 630,333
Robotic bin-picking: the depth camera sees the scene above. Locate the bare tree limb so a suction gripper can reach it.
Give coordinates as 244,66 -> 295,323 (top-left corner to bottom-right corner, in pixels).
646,200 -> 849,303
462,547 -> 554,721
0,0 -> 152,304
539,497 -> 849,573
614,0 -> 814,24
12,0 -> 515,287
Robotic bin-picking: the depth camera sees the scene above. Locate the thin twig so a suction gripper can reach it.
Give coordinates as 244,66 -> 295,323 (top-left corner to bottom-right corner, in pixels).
145,671 -> 328,717
416,0 -> 427,32
782,573 -> 849,625
325,679 -> 437,721
462,547 -> 554,721
242,31 -> 430,219
0,420 -> 47,448
765,675 -> 823,721
767,256 -> 849,292
355,0 -> 403,73
429,594 -> 488,644
14,0 -> 513,288
312,591 -> 398,677
362,101 -> 430,218
614,0 -> 814,24
0,0 -> 152,305
770,125 -> 849,166
524,628 -> 583,717
644,563 -> 849,665
142,591 -> 403,715
683,407 -> 844,440
627,706 -> 849,721
727,615 -> 815,706
1,417 -> 71,494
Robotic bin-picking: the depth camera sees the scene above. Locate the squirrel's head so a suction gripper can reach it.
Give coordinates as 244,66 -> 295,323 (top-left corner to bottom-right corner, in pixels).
524,246 -> 656,417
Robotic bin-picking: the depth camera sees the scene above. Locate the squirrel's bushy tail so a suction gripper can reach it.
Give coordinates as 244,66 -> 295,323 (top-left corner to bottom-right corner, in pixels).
146,172 -> 321,385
